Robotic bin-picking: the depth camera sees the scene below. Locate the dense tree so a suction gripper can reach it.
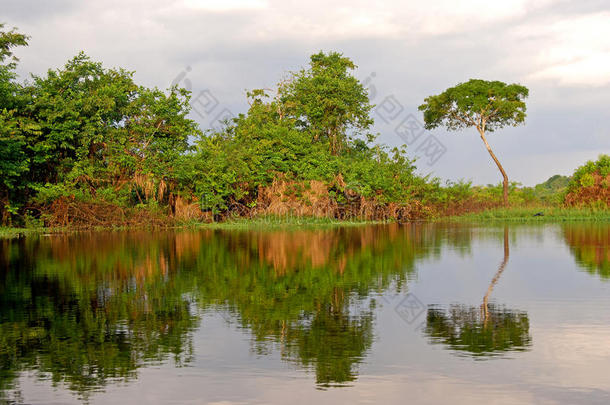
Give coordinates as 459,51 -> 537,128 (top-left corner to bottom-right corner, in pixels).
280,51 -> 374,155
419,79 -> 529,207
0,112 -> 31,224
22,53 -> 199,207
0,23 -> 28,104
184,75 -> 427,218
0,23 -> 203,225
22,53 -> 137,188
0,24 -> 30,224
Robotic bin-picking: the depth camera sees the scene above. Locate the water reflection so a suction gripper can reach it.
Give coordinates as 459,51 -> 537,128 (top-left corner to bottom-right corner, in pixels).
0,235 -> 199,401
184,225 -> 450,387
562,223 -> 610,280
0,223 -> 609,401
0,225 -> 460,397
425,304 -> 531,358
424,226 -> 532,357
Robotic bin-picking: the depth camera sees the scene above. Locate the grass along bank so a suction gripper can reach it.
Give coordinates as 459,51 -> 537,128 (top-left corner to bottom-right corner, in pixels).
444,206 -> 610,222
0,227 -> 44,239
0,216 -> 386,238
181,215 -> 388,230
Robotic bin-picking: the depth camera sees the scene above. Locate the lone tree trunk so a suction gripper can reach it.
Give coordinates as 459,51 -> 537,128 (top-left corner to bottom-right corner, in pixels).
478,128 -> 509,207
482,226 -> 509,322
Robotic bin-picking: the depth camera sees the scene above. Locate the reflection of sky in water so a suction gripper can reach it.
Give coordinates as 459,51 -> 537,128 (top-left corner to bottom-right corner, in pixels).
3,224 -> 610,404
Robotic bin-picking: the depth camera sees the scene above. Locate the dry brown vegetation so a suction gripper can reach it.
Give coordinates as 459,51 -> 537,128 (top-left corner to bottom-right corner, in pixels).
44,197 -> 173,228
39,177 -> 436,228
253,177 -> 431,222
565,172 -> 610,207
431,198 -> 503,217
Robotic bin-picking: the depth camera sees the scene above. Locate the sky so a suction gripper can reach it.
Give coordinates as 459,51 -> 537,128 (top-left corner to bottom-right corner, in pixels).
3,0 -> 610,186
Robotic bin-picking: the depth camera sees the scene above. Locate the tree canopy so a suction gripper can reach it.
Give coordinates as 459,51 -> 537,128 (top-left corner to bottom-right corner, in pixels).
280,51 -> 374,155
0,24 -> 31,223
418,79 -> 528,132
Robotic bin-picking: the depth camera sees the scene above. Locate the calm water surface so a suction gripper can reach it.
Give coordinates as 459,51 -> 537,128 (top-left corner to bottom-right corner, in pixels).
1,223 -> 609,404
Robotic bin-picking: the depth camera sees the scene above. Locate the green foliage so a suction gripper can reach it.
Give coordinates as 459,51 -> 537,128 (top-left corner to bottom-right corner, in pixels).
540,174 -> 571,190
23,53 -> 198,196
0,111 -> 29,190
4,26 -> 443,225
0,26 -> 199,224
418,79 -> 529,132
178,65 -> 434,215
567,155 -> 610,194
580,173 -> 596,188
0,24 -> 540,226
526,174 -> 571,204
470,181 -> 536,206
280,51 -> 374,155
564,155 -> 610,208
0,23 -> 29,108
0,24 -> 31,225
0,23 -> 28,65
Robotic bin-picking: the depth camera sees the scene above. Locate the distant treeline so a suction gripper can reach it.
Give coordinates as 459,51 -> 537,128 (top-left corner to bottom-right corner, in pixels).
0,24 -> 607,227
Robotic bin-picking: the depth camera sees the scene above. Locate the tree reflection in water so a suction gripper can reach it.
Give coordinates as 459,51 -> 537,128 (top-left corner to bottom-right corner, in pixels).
562,223 -> 610,280
0,224 -> 466,398
424,226 -> 532,358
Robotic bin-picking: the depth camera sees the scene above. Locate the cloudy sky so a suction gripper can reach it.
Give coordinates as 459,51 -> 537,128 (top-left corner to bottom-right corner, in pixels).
3,0 -> 610,185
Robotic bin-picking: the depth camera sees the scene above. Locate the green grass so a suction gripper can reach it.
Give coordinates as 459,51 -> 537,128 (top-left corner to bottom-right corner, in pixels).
0,216 -> 382,239
187,215 -> 386,230
444,206 -> 610,223
0,227 -> 44,239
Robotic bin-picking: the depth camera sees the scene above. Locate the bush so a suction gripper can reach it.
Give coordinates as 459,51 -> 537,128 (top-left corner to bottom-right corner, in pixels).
565,155 -> 610,207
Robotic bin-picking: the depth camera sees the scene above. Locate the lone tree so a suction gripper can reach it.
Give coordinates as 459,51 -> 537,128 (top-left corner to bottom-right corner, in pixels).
419,79 -> 528,206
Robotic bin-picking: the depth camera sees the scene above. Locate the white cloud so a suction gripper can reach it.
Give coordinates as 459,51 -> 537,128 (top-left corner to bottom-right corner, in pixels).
526,12 -> 610,86
195,0 -> 554,41
183,0 -> 269,11
399,0 -> 553,36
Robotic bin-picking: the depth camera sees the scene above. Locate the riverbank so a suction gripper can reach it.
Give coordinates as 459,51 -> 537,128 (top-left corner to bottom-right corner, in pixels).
1,207 -> 608,238
186,216 -> 388,230
443,206 -> 610,222
0,216 -> 386,238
